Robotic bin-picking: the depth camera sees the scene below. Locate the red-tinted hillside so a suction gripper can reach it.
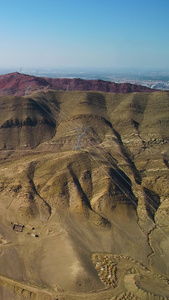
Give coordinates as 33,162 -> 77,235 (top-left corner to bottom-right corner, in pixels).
0,72 -> 52,96
0,72 -> 156,96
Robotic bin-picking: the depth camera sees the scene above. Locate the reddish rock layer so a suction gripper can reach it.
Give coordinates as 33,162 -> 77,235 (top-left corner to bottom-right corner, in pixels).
0,72 -> 156,96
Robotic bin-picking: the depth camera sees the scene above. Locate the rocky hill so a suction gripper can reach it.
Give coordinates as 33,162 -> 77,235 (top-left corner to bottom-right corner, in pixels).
0,72 -> 156,96
0,87 -> 168,299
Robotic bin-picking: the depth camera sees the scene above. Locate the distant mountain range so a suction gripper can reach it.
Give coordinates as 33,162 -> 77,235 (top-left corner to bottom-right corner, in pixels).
0,72 -> 157,96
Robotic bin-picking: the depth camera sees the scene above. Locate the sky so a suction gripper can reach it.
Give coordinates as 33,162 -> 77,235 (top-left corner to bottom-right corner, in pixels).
0,0 -> 169,71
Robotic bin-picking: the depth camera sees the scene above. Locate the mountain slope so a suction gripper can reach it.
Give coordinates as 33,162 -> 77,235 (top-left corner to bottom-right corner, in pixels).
0,90 -> 168,299
0,72 -> 156,96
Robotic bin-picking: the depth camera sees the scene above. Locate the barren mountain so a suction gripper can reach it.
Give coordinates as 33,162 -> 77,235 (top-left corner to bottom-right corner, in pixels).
0,72 -> 156,97
0,86 -> 168,299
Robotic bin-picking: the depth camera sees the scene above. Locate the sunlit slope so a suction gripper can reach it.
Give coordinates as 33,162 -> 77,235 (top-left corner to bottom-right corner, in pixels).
0,90 -> 168,299
0,95 -> 56,149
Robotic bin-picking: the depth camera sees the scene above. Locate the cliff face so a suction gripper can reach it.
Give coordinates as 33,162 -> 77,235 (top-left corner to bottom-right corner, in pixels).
0,72 -> 156,96
0,89 -> 168,300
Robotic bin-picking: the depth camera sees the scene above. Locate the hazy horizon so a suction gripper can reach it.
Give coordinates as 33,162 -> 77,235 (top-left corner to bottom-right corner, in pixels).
1,66 -> 169,76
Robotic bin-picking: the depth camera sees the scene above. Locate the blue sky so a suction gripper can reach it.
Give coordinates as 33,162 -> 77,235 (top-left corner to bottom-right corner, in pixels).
0,0 -> 169,70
